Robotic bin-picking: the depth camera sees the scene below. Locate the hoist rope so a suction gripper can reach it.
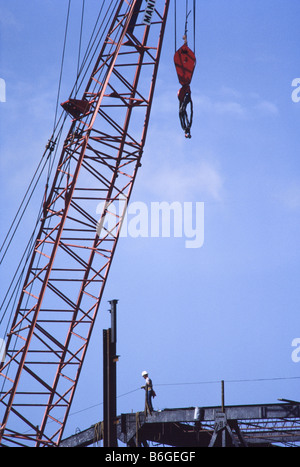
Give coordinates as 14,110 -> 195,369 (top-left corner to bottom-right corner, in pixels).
0,0 -> 132,398
0,0 -> 121,344
174,0 -> 196,138
64,0 -> 118,103
174,0 -> 177,52
0,1 -> 116,267
0,153 -> 47,264
76,0 -> 86,97
0,126 -> 64,266
174,0 -> 196,51
193,0 -> 196,53
53,0 -> 71,132
184,0 -> 190,39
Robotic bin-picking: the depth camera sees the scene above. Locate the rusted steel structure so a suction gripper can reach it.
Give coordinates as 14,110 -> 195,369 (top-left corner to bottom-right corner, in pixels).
59,402 -> 300,447
0,0 -> 170,447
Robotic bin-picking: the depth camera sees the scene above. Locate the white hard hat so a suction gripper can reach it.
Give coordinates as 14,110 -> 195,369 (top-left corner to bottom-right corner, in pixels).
141,371 -> 148,376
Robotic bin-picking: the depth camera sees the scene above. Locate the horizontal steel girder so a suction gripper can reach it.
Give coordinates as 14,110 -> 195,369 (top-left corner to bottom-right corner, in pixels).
59,402 -> 300,447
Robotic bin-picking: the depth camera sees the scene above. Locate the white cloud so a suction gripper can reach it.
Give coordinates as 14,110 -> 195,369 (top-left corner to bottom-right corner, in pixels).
0,79 -> 6,102
139,89 -> 225,204
0,8 -> 19,29
194,93 -> 247,117
214,100 -> 245,116
254,100 -> 279,116
219,86 -> 242,99
277,182 -> 300,210
141,158 -> 223,203
192,90 -> 279,119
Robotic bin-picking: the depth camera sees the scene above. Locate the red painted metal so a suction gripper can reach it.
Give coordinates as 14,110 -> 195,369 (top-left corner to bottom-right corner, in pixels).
0,0 -> 170,447
174,43 -> 196,87
61,98 -> 91,119
174,42 -> 196,138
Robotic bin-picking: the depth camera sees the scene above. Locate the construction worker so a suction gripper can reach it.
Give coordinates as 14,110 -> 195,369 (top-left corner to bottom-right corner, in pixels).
141,371 -> 156,415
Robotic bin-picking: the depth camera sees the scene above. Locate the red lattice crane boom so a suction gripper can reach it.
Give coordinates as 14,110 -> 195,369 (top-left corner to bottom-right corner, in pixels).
0,0 -> 170,447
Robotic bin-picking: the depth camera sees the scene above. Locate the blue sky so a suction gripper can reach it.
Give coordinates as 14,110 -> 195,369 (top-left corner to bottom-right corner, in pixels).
1,0 -> 300,443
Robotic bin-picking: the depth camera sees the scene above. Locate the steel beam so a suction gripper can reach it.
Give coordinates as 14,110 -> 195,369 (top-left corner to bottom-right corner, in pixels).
103,300 -> 118,447
59,403 -> 300,447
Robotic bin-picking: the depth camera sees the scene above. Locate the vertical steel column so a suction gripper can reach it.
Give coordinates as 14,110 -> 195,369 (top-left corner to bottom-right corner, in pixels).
102,328 -> 109,447
109,299 -> 118,447
103,300 -> 118,447
221,380 -> 225,413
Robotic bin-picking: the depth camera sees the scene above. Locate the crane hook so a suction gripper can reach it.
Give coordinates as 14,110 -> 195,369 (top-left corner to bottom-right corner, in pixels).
174,43 -> 196,138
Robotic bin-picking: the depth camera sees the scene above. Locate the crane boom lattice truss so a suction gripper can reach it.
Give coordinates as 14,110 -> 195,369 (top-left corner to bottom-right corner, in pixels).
0,0 -> 170,447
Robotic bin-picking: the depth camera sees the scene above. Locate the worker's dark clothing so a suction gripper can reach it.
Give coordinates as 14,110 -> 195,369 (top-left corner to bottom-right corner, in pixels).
142,377 -> 155,415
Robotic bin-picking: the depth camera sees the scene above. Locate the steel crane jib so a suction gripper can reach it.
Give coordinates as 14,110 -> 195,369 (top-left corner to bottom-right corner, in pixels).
0,0 -> 171,447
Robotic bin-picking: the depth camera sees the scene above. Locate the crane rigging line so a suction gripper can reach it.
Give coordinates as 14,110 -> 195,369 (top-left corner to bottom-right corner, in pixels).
174,0 -> 196,138
184,0 -> 191,40
0,0 -> 163,350
0,0 -> 117,268
0,126 -> 65,266
0,0 -> 135,369
193,0 -> 196,53
0,0 -> 121,359
174,0 -> 196,51
18,374 -> 300,438
76,0 -> 85,97
0,0 -> 172,446
53,0 -> 71,133
0,148 -> 50,265
63,0 -> 119,104
0,0 -> 75,267
0,0 -> 126,351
